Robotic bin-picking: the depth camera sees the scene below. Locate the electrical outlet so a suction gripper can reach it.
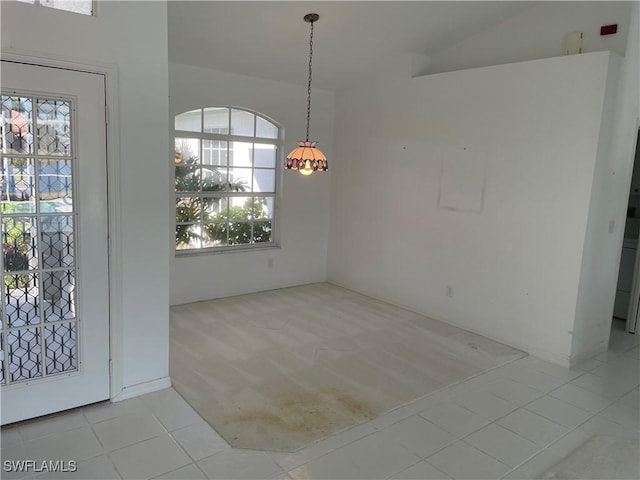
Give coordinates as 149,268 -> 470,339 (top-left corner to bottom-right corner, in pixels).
608,220 -> 615,234
267,258 -> 274,268
446,285 -> 453,298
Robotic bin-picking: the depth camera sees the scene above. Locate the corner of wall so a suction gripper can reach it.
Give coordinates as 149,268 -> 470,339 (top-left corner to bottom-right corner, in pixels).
570,5 -> 640,362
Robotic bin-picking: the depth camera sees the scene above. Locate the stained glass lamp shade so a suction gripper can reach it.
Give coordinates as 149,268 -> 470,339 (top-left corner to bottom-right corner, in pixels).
285,13 -> 328,176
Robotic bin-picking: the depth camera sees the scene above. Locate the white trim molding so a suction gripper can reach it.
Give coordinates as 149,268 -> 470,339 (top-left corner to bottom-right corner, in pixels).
110,376 -> 172,402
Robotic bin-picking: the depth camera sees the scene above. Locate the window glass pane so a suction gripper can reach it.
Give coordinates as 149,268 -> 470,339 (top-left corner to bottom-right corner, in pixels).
228,223 -> 252,245
254,169 -> 276,193
18,0 -> 94,15
255,197 -> 275,220
230,109 -> 254,137
228,168 -> 252,191
2,96 -> 33,154
175,166 -> 200,193
254,144 -> 276,168
256,116 -> 278,139
202,221 -> 227,247
175,138 -> 200,166
229,196 -> 253,221
173,106 -> 280,251
37,99 -> 71,156
253,219 -> 272,243
46,0 -> 93,15
1,158 -> 36,213
176,196 -> 201,225
175,109 -> 201,133
229,142 -> 252,167
203,197 -> 227,217
176,224 -> 201,250
204,108 -> 229,134
203,140 -> 227,167
202,167 -> 229,192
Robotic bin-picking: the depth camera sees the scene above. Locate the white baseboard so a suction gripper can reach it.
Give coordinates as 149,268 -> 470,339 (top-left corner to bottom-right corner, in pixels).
326,280 -> 574,368
111,376 -> 172,402
568,346 -> 608,368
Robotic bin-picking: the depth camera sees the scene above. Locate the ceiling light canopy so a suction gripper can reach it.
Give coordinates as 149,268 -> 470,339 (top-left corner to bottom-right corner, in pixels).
285,13 -> 328,176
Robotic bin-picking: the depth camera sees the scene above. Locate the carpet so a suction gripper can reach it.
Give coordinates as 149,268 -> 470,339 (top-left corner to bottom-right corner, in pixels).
170,283 -> 525,452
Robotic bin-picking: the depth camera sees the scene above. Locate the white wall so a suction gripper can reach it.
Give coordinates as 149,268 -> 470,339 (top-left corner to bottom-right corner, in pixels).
328,52 -> 612,366
429,2 -> 631,74
572,3 -> 640,362
169,62 -> 334,305
1,1 -> 171,393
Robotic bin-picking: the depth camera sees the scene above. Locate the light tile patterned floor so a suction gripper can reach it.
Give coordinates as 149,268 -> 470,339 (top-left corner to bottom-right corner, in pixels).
1,320 -> 638,479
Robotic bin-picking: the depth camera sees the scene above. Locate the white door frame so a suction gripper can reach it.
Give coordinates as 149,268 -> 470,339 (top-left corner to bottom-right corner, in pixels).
0,48 -> 125,402
627,123 -> 640,334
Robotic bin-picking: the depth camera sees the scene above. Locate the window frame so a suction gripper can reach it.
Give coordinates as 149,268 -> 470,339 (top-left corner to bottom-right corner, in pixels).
15,0 -> 96,16
173,106 -> 282,255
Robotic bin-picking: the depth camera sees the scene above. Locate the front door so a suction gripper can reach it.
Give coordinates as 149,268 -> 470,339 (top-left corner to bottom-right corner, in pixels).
0,61 -> 110,424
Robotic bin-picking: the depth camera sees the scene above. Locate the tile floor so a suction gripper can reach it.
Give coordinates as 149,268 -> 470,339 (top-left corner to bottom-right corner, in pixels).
1,321 -> 638,479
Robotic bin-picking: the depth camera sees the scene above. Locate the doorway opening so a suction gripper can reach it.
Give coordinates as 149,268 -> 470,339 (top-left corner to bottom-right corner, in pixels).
614,128 -> 640,337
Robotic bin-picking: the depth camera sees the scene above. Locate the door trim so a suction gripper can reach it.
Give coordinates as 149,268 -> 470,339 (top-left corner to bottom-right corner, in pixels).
1,48 -> 125,401
627,122 -> 640,334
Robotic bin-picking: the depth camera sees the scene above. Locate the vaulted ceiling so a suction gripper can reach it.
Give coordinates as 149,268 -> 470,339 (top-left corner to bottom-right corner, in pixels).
168,1 -> 535,91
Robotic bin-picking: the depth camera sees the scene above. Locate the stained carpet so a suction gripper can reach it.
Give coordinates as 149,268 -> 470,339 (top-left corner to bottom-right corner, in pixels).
170,283 -> 524,452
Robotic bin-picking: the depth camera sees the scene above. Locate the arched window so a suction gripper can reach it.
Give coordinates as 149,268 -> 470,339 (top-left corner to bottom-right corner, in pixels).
173,107 -> 280,252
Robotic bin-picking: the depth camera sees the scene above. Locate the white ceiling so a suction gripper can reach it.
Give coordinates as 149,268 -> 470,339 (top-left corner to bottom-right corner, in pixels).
168,1 -> 535,91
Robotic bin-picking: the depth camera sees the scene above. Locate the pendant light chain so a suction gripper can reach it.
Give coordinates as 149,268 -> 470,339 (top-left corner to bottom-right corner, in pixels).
285,13 -> 327,175
306,19 -> 314,142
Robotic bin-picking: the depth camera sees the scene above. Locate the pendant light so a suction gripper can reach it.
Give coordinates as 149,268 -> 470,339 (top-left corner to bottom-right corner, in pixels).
285,13 -> 328,176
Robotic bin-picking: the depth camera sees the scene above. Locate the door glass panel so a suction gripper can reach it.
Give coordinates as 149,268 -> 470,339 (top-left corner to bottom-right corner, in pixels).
42,270 -> 75,323
1,158 -> 36,212
7,327 -> 41,382
1,93 -> 79,385
37,99 -> 71,156
1,96 -> 33,154
0,333 -> 4,384
44,322 -> 77,374
41,215 -> 74,269
39,159 -> 73,211
4,273 -> 39,328
2,216 -> 38,269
